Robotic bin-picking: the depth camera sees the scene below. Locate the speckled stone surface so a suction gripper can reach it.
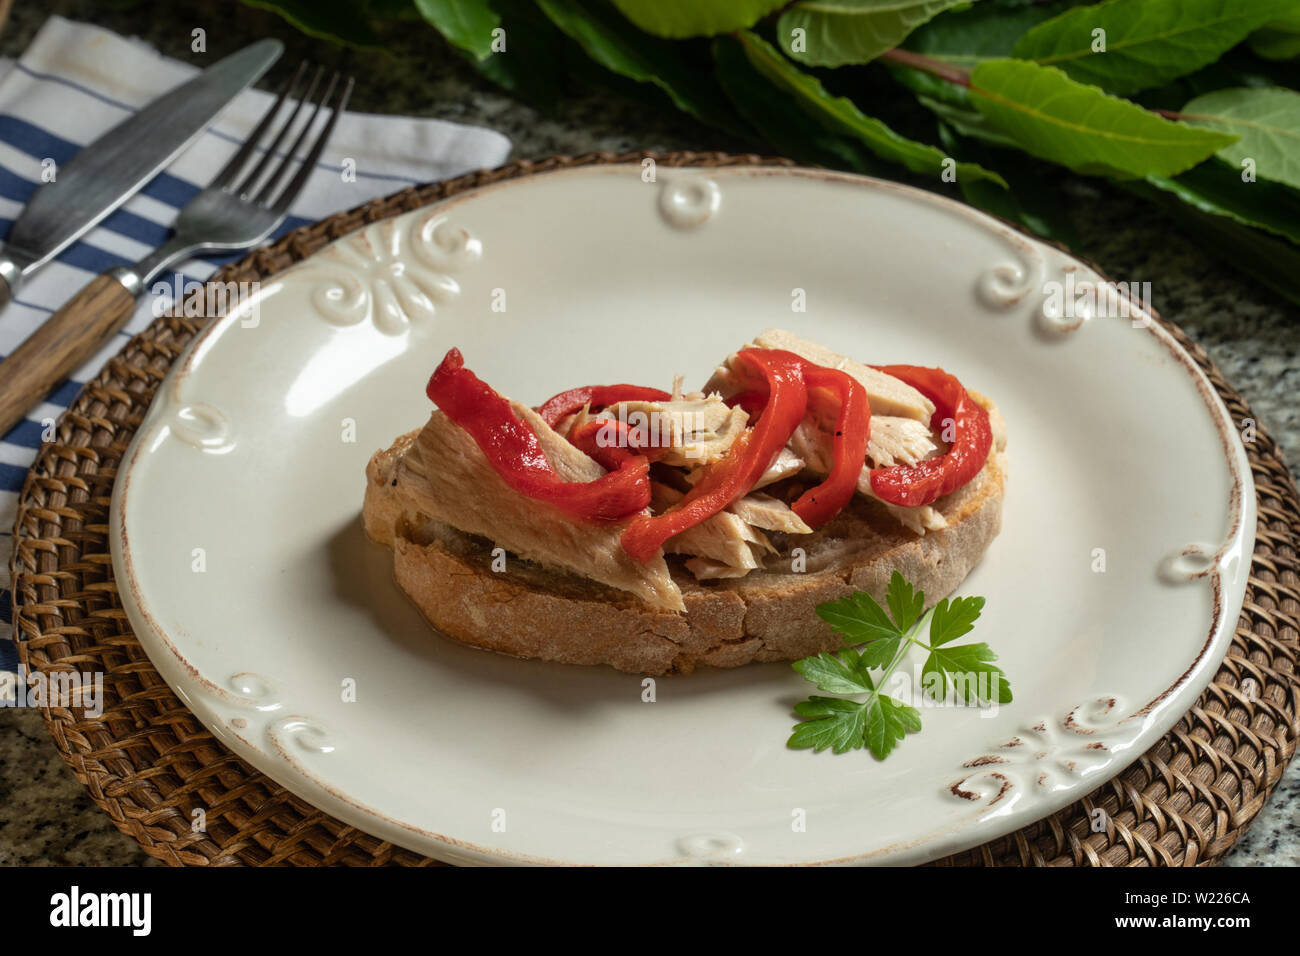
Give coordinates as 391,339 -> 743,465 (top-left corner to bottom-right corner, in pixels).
1,1 -> 1296,866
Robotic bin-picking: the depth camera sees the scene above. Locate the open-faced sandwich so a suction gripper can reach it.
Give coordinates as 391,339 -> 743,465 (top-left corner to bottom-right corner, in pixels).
364,329 -> 1007,676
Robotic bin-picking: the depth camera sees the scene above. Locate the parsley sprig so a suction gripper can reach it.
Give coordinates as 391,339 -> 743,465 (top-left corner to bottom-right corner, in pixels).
788,571 -> 1012,760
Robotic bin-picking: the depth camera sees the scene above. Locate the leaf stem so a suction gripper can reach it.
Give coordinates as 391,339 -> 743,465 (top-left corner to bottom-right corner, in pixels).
879,48 -> 972,89
876,606 -> 936,690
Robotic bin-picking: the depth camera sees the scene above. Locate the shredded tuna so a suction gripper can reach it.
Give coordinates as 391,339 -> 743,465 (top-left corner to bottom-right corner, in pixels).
608,395 -> 748,467
652,483 -> 773,574
727,493 -> 813,534
752,446 -> 806,489
683,557 -> 754,580
789,418 -> 948,534
398,405 -> 685,611
867,416 -> 939,467
705,328 -> 936,422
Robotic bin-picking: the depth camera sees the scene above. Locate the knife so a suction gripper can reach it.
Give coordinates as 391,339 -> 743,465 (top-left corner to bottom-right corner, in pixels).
0,38 -> 283,311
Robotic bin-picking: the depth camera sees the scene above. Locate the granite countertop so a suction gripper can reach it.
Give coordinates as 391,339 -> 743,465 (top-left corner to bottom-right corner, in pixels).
1,1 -> 1296,867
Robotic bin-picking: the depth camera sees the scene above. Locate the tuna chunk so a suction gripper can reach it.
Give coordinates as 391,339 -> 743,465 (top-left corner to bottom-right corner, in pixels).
867,416 -> 939,468
856,474 -> 949,534
727,493 -> 813,534
789,419 -> 947,535
683,557 -> 753,580
752,446 -> 805,489
605,395 -> 748,467
397,405 -> 685,612
652,483 -> 772,570
705,328 -> 935,422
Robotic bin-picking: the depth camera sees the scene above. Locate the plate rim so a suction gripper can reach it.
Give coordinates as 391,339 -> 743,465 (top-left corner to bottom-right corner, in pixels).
109,161 -> 1256,865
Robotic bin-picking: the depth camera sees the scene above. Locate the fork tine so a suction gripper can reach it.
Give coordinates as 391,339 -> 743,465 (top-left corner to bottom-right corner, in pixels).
254,70 -> 339,206
236,65 -> 324,198
268,75 -> 353,214
211,61 -> 307,191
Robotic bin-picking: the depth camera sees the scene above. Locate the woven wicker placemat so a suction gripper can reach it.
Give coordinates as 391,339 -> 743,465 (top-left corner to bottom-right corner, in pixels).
11,150 -> 1300,866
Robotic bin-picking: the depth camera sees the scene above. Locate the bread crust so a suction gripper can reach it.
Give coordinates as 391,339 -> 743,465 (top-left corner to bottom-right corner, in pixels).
363,429 -> 1006,676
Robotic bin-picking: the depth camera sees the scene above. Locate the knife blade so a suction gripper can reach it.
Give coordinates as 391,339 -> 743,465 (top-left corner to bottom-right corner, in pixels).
0,38 -> 283,310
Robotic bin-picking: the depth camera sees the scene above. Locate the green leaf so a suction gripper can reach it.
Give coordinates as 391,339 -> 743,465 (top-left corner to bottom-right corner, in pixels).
1250,12 -> 1300,60
735,31 -> 1007,186
536,0 -> 741,132
863,694 -> 923,759
905,0 -> 1064,66
927,595 -> 986,646
858,634 -> 905,669
912,89 -> 1026,149
778,0 -> 972,68
969,59 -> 1238,177
414,0 -> 498,57
789,697 -> 868,753
609,0 -> 787,37
789,692 -> 920,758
922,643 -> 1011,704
1147,159 -> 1300,245
815,590 -> 901,644
241,0 -> 384,46
1181,87 -> 1300,190
792,652 -> 874,695
712,36 -> 881,173
885,569 -> 925,633
417,0 -> 567,111
1013,0 -> 1296,96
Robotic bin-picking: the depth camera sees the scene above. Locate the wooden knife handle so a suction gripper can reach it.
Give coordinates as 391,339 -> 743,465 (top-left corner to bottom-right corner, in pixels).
0,272 -> 136,437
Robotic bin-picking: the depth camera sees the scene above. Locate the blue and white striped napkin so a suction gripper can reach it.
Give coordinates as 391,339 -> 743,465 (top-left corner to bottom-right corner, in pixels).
0,16 -> 512,676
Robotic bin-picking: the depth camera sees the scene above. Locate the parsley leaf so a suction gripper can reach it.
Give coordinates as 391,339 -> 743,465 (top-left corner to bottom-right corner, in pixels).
791,650 -> 873,695
865,694 -> 924,760
885,570 -> 925,633
816,589 -> 904,668
816,590 -> 900,643
921,642 -> 1012,705
928,595 -> 985,646
789,697 -> 869,754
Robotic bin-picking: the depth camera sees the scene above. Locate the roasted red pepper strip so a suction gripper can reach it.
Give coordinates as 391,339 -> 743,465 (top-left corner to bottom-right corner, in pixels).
867,364 -> 992,508
426,348 -> 651,523
725,389 -> 769,420
621,349 -> 807,563
537,384 -> 673,429
791,365 -> 870,528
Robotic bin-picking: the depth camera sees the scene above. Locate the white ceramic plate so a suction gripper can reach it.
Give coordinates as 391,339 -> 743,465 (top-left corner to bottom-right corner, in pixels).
110,165 -> 1253,866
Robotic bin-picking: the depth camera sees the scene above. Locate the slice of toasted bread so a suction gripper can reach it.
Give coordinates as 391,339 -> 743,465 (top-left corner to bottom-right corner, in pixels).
362,415 -> 1007,676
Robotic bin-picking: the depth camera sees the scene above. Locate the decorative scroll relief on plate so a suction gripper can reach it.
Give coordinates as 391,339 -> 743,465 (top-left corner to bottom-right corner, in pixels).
218,673 -> 335,755
227,672 -> 276,706
1040,273 -> 1161,336
975,234 -> 1046,312
1039,269 -> 1095,335
269,717 -> 335,756
674,832 -> 745,865
947,696 -> 1144,807
975,237 -> 1135,337
1159,542 -> 1227,585
659,176 -> 721,229
168,402 -> 233,454
290,211 -> 482,334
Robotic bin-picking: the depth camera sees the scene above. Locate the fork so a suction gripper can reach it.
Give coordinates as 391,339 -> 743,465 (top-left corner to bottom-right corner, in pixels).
0,63 -> 354,437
